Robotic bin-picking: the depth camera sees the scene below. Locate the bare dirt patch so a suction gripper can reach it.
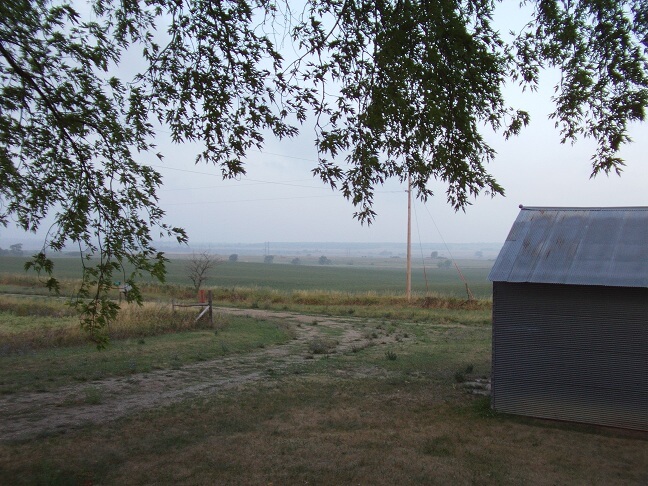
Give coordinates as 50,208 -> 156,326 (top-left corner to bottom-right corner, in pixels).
0,307 -> 399,442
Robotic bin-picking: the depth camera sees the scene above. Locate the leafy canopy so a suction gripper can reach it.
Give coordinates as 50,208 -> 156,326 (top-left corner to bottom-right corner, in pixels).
1,0 -> 646,342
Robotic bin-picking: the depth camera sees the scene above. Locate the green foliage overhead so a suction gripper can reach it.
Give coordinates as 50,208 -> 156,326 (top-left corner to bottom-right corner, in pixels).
1,0 -> 646,340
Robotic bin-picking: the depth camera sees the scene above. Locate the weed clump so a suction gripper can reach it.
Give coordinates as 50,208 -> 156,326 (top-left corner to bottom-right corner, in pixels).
83,386 -> 103,405
307,337 -> 337,355
454,364 -> 475,383
385,350 -> 398,361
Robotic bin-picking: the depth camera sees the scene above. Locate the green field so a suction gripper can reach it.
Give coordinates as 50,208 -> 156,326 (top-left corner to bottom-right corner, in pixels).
0,255 -> 493,299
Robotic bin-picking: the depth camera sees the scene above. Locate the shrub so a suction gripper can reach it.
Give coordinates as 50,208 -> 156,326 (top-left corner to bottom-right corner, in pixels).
385,350 -> 398,361
308,337 -> 337,355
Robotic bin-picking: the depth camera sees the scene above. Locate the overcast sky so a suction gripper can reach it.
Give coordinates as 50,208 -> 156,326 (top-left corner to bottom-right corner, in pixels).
1,2 -> 646,249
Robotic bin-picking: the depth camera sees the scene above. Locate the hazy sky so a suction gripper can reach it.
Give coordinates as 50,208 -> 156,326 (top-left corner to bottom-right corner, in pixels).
1,2 -> 646,249
147,96 -> 647,246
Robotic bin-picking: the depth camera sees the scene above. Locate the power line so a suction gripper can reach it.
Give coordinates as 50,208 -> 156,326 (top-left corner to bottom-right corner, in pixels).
421,202 -> 475,300
250,148 -> 317,163
163,189 -> 402,206
160,179 -> 317,192
412,198 -> 431,294
148,163 -> 323,189
164,193 -> 342,206
148,163 -> 402,198
150,125 -> 320,163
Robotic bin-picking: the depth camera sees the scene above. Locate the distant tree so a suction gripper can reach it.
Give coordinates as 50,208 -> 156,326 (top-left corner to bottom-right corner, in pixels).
228,254 -> 238,263
187,252 -> 222,292
0,244 -> 23,256
437,258 -> 452,269
431,251 -> 439,259
291,258 -> 301,265
319,256 -> 332,265
475,251 -> 483,258
264,255 -> 274,264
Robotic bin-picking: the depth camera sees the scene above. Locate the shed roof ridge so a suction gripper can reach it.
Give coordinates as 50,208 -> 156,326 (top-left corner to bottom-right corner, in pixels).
489,206 -> 648,288
519,205 -> 648,211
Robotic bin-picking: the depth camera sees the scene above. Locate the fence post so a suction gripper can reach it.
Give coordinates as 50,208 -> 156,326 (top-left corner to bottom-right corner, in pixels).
208,290 -> 213,324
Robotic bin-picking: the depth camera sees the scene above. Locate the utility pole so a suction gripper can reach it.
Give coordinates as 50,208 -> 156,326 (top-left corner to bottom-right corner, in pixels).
406,174 -> 412,301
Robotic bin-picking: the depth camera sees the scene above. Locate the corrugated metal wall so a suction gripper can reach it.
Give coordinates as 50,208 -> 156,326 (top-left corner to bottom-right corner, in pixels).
492,282 -> 648,431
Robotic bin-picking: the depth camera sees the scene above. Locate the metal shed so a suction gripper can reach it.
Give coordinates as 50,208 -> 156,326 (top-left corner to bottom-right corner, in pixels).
488,206 -> 648,431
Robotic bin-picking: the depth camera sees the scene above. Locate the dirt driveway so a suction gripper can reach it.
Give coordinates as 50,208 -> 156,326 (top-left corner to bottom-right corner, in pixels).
0,307 -> 399,442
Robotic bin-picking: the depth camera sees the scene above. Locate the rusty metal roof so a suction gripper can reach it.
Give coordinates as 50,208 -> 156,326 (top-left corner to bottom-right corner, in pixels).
489,206 -> 648,288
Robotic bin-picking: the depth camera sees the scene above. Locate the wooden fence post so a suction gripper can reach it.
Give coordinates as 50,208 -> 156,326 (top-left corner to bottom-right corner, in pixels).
208,290 -> 213,324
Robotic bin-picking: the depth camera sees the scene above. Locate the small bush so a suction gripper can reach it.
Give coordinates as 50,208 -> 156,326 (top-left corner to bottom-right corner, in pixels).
385,350 -> 398,361
84,386 -> 103,405
308,338 -> 337,355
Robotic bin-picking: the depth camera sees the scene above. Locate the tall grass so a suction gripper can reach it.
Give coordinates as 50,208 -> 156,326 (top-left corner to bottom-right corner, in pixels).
0,295 -> 77,318
212,287 -> 490,310
0,296 -> 213,353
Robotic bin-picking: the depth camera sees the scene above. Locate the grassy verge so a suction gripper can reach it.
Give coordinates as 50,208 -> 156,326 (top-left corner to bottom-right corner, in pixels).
205,287 -> 492,329
0,314 -> 294,394
0,272 -> 492,328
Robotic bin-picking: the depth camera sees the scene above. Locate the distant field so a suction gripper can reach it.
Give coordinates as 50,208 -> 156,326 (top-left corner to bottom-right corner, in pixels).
0,255 -> 493,299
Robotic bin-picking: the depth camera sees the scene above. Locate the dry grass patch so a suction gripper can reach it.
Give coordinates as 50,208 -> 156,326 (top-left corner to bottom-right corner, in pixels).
1,376 -> 646,485
0,297 -> 215,353
213,287 -> 492,319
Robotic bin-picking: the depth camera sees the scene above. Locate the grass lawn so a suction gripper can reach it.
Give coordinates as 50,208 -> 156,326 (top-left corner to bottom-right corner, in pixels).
0,312 -> 294,394
0,302 -> 646,485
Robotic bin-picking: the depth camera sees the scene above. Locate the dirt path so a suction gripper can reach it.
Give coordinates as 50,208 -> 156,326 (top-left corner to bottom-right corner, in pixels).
0,307 -> 397,442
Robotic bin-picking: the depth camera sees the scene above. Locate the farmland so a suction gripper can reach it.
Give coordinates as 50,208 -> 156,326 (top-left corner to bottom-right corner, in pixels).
0,255 -> 646,485
0,254 -> 494,298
